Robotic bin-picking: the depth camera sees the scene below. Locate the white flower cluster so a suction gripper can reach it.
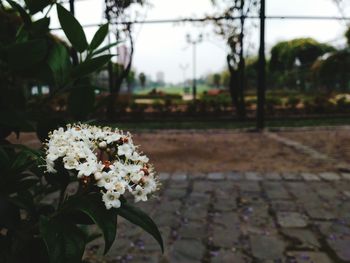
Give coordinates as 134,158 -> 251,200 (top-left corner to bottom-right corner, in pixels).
45,124 -> 158,209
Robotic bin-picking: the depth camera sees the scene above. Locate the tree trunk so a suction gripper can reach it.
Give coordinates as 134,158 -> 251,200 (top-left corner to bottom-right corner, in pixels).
227,56 -> 240,117
106,27 -> 134,121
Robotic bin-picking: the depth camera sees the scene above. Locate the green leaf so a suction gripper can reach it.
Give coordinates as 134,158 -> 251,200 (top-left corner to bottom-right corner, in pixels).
90,24 -> 109,51
31,17 -> 50,36
15,25 -> 30,43
91,41 -> 120,57
10,190 -> 35,214
56,4 -> 87,53
6,0 -> 32,25
0,147 -> 10,171
39,216 -> 86,263
68,85 -> 95,120
0,197 -> 20,229
63,193 -> 118,254
47,42 -> 72,86
117,203 -> 164,253
10,149 -> 36,174
25,0 -> 52,14
71,55 -> 113,79
6,39 -> 47,70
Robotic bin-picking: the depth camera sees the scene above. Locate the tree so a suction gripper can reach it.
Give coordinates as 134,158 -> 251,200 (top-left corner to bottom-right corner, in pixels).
312,49 -> 350,92
139,72 -> 146,88
346,27 -> 350,46
212,73 -> 221,88
270,38 -> 335,90
210,0 -> 258,119
104,0 -> 147,119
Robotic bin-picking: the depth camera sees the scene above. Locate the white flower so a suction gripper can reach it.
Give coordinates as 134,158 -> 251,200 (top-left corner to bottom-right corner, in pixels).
114,181 -> 126,195
96,172 -> 115,190
130,171 -> 143,184
46,153 -> 58,162
46,159 -> 57,173
63,155 -> 79,170
98,141 -> 107,149
117,143 -> 133,158
105,133 -> 121,144
94,171 -> 103,180
77,159 -> 97,178
133,185 -> 148,202
143,176 -> 157,194
138,155 -> 149,163
102,190 -> 121,209
44,123 -> 159,210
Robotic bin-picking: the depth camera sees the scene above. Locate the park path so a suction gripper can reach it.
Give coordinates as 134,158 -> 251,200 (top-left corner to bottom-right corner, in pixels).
86,171 -> 350,263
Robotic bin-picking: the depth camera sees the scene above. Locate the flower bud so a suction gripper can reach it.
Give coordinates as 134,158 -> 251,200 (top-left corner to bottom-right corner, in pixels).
98,141 -> 107,149
94,172 -> 103,180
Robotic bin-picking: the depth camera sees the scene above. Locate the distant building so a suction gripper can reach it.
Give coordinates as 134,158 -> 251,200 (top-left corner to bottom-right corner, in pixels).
156,71 -> 165,85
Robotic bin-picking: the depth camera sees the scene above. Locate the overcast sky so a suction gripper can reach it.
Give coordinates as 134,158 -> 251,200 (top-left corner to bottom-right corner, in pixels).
52,0 -> 350,83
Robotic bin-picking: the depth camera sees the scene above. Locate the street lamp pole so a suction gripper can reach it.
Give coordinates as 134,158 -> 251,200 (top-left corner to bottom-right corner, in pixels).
186,34 -> 203,101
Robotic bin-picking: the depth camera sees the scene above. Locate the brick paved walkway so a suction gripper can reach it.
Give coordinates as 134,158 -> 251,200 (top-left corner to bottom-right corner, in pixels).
87,171 -> 350,263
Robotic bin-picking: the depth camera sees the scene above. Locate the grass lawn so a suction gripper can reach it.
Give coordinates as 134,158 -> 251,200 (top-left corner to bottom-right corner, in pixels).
133,85 -> 212,96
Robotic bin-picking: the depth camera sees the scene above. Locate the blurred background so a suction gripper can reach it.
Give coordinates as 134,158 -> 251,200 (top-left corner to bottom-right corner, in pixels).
2,1 -> 350,263
2,0 -> 350,173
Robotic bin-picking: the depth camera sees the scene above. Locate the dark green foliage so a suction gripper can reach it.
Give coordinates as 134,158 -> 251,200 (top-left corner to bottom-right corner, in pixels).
0,2 -> 163,263
56,4 -> 87,53
40,216 -> 86,263
270,38 -> 335,72
6,39 -> 47,69
269,38 -> 335,91
63,193 -> 118,254
6,0 -> 31,25
313,49 -> 350,92
346,27 -> 350,46
71,55 -> 113,78
117,202 -> 164,253
24,0 -> 52,14
68,84 -> 96,120
47,41 -> 72,86
89,24 -> 109,51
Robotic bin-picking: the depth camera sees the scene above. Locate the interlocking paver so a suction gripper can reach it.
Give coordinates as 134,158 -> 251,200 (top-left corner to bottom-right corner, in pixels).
211,225 -> 240,248
319,172 -> 341,181
282,229 -> 321,249
341,172 -> 350,180
250,235 -> 285,260
282,172 -> 301,181
178,222 -> 206,239
88,171 -> 350,263
225,171 -> 244,180
208,172 -> 225,180
171,239 -> 205,262
301,172 -> 320,181
264,172 -> 282,180
277,212 -> 308,228
263,182 -> 291,200
245,171 -> 263,181
286,251 -> 334,263
171,172 -> 188,181
211,250 -> 247,263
